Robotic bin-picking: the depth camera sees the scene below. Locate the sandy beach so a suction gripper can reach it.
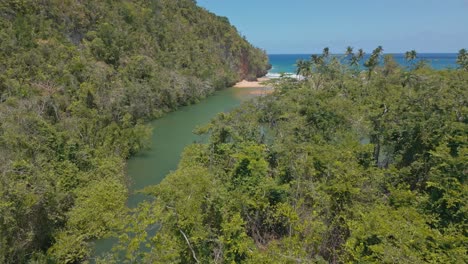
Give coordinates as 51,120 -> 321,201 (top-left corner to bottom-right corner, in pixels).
233,77 -> 270,88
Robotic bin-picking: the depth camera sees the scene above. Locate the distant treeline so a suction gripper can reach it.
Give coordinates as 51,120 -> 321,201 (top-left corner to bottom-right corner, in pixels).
0,0 -> 269,262
106,47 -> 467,263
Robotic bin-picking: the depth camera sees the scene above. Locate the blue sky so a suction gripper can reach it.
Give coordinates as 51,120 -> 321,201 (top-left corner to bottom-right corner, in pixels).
197,0 -> 468,54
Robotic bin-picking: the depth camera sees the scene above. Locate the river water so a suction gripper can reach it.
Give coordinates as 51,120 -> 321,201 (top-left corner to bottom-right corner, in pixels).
93,86 -> 270,258
126,86 -> 269,206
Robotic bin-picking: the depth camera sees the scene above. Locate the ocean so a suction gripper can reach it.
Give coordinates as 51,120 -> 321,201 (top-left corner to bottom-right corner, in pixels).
267,53 -> 459,77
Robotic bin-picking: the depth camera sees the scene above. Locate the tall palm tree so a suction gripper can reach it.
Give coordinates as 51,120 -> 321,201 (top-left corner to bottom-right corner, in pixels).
357,49 -> 365,60
296,59 -> 312,78
364,46 -> 384,79
405,50 -> 417,62
375,46 -> 383,54
349,49 -> 365,67
322,47 -> 330,58
345,46 -> 353,65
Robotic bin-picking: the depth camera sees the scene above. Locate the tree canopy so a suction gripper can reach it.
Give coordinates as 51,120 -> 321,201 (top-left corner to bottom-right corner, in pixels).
107,47 -> 467,263
0,0 -> 269,262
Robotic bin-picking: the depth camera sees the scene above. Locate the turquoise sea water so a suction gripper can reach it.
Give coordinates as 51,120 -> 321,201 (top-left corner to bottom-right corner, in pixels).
267,53 -> 459,76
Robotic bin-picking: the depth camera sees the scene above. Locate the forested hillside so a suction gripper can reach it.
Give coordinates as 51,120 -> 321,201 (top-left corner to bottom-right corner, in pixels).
0,0 -> 269,262
108,48 -> 467,263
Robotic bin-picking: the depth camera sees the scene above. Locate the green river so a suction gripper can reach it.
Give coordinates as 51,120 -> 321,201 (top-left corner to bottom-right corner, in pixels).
93,86 -> 269,258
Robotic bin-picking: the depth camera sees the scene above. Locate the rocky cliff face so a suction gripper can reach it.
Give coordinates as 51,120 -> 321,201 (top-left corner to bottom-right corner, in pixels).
239,47 -> 271,81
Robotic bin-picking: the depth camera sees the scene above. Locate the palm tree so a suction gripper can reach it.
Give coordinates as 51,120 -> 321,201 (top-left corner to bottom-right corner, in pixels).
349,49 -> 365,67
345,46 -> 354,65
296,59 -> 312,78
404,50 -> 418,70
405,50 -> 417,62
364,46 -> 384,79
311,54 -> 324,65
322,47 -> 330,58
357,49 -> 365,60
375,46 -> 383,54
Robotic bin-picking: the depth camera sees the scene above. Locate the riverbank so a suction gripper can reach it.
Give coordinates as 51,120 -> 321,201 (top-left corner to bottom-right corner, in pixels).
93,86 -> 265,257
233,77 -> 273,95
234,77 -> 270,88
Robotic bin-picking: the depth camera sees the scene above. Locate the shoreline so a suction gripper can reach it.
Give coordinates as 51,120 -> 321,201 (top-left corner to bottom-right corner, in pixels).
233,77 -> 270,88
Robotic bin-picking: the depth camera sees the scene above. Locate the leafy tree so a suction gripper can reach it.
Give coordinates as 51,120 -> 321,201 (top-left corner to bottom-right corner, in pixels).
0,0 -> 269,262
113,46 -> 467,263
456,48 -> 468,70
382,54 -> 401,76
311,54 -> 324,65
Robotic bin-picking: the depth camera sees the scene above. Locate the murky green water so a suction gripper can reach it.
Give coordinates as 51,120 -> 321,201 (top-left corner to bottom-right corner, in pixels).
92,86 -> 270,259
126,87 -> 267,205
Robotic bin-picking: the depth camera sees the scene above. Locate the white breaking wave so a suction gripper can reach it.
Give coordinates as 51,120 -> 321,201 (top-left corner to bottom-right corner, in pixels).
265,72 -> 282,78
266,72 -> 304,80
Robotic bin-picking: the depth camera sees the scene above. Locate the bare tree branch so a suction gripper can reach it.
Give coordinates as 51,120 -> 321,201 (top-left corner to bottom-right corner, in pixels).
179,229 -> 200,264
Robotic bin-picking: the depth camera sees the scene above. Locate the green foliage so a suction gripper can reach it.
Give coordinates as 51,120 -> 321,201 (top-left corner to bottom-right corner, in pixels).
457,48 -> 468,71
49,176 -> 130,263
114,47 -> 467,263
405,50 -> 417,62
364,46 -> 384,79
0,0 -> 269,262
296,59 -> 312,78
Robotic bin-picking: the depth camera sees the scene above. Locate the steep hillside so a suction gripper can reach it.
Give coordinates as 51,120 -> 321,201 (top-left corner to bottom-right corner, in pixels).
0,0 -> 269,262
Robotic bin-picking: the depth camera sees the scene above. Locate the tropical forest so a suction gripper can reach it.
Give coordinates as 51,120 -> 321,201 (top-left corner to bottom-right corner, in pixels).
0,0 -> 466,263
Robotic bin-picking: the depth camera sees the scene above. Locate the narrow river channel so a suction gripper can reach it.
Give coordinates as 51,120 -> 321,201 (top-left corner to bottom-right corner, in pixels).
93,86 -> 270,258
